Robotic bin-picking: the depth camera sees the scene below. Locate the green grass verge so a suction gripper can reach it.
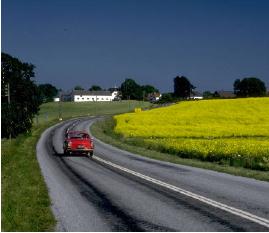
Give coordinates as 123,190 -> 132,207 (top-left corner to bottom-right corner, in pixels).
2,100 -> 152,231
91,117 -> 269,182
2,121 -> 58,231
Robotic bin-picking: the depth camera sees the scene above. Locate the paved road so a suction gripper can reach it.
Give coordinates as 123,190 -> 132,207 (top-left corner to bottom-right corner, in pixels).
36,117 -> 269,231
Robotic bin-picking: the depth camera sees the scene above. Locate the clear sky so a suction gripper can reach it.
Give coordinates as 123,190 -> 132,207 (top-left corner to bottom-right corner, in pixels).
2,0 -> 269,93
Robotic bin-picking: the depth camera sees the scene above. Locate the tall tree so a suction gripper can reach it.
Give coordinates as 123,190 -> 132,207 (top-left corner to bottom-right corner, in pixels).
1,52 -> 41,138
233,79 -> 241,95
89,85 -> 102,91
234,77 -> 266,97
141,85 -> 159,95
38,83 -> 58,102
157,93 -> 174,103
174,76 -> 195,99
120,78 -> 143,100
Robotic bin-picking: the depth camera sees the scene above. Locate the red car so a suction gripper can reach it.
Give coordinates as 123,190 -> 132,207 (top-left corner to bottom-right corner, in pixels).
63,130 -> 94,157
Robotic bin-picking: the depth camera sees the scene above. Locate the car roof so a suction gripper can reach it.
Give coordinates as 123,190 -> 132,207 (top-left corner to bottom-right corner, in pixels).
66,130 -> 89,135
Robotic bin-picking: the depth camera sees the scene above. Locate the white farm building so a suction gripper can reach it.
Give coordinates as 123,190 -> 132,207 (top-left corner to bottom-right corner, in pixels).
71,90 -> 118,102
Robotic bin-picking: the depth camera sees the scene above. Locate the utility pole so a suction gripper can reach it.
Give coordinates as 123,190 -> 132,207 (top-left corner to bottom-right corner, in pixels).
58,100 -> 62,120
6,82 -> 12,141
3,68 -> 12,140
143,90 -> 145,107
95,95 -> 97,116
128,95 -> 131,111
7,83 -> 10,104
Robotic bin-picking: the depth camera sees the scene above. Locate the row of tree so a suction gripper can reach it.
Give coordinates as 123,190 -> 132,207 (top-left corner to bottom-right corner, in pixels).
233,78 -> 266,97
202,78 -> 267,99
73,79 -> 159,101
157,75 -> 267,103
120,79 -> 159,100
74,75 -> 267,102
73,85 -> 103,91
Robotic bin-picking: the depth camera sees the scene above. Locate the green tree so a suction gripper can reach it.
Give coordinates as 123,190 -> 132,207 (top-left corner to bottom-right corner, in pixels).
89,85 -> 102,91
233,79 -> 241,95
234,77 -> 266,97
141,85 -> 159,95
120,78 -> 143,100
38,83 -> 58,102
1,52 -> 41,138
174,76 -> 195,99
157,93 -> 174,103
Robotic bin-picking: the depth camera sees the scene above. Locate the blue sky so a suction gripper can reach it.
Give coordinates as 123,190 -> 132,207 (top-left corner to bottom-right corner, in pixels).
2,0 -> 269,92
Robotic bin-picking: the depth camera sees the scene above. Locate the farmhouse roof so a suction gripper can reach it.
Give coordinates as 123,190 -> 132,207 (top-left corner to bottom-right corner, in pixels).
190,91 -> 203,97
72,90 -> 113,96
108,87 -> 119,92
216,91 -> 236,98
147,92 -> 161,98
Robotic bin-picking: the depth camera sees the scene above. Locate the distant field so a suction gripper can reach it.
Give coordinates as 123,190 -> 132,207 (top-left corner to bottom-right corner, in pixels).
35,100 -> 152,125
114,98 -> 269,171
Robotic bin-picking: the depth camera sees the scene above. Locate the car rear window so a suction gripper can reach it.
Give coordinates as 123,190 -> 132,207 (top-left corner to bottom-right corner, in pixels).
68,133 -> 89,139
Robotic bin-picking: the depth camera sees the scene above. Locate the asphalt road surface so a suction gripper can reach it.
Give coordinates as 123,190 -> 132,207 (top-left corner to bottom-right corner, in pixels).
36,117 -> 269,231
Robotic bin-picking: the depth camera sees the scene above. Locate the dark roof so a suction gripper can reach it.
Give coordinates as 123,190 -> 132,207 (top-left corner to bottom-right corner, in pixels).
108,87 -> 119,92
147,92 -> 161,98
72,90 -> 114,96
216,91 -> 236,98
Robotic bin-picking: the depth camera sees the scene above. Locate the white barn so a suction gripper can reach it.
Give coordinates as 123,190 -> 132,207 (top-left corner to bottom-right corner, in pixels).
189,91 -> 203,100
72,90 -> 118,102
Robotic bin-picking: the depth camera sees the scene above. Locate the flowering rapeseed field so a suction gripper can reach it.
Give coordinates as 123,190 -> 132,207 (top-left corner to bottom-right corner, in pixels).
114,98 -> 269,170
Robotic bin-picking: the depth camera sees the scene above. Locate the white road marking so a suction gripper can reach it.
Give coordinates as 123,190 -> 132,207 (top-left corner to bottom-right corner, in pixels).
94,156 -> 269,228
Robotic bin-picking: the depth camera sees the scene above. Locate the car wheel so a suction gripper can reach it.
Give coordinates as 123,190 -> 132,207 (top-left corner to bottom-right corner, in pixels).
64,150 -> 69,156
89,151 -> 93,158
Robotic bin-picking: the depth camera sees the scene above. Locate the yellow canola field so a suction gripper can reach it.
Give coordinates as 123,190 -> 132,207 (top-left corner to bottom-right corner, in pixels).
114,98 -> 269,170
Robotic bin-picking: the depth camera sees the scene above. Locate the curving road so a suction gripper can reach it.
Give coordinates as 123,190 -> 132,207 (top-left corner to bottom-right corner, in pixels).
36,117 -> 269,231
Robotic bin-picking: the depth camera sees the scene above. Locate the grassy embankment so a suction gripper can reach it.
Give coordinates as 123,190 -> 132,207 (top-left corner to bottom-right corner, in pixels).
91,98 -> 269,181
1,100 -> 151,231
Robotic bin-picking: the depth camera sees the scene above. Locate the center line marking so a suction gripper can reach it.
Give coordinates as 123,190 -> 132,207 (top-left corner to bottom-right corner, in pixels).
94,155 -> 269,228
